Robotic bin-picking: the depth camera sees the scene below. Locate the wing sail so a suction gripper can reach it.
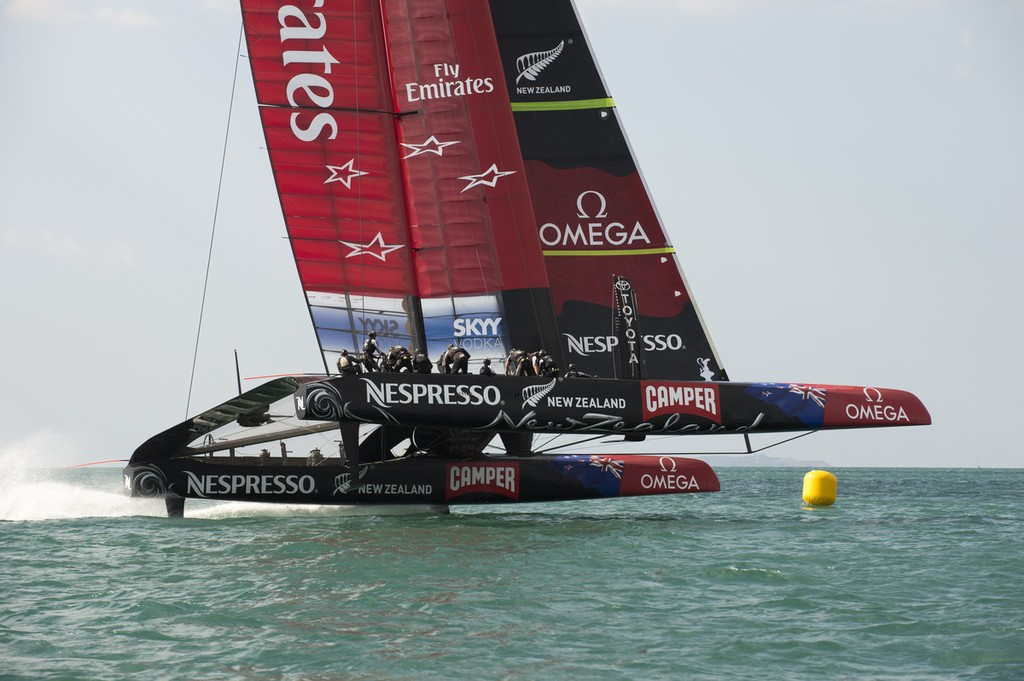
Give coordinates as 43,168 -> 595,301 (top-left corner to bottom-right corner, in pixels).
241,0 -> 562,371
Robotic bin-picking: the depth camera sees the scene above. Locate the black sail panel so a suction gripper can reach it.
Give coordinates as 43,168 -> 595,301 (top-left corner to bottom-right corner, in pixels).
489,0 -> 727,381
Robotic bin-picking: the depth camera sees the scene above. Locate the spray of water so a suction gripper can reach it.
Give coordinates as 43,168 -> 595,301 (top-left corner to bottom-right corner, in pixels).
0,432 -> 160,521
0,470 -> 167,521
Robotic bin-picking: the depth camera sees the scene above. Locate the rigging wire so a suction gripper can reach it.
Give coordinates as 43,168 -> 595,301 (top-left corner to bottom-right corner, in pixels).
528,430 -> 820,457
185,22 -> 245,418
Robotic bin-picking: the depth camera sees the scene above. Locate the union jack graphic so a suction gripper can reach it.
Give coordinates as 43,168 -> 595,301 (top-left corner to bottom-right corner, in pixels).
744,382 -> 825,428
549,455 -> 624,496
788,384 -> 826,408
588,456 -> 624,479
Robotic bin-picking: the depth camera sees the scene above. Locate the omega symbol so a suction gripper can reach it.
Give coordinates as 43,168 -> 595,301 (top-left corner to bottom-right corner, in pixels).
576,190 -> 608,219
862,387 -> 883,403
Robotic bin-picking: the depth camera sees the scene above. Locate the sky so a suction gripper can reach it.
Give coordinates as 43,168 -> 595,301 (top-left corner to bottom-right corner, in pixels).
1,0 -> 1022,469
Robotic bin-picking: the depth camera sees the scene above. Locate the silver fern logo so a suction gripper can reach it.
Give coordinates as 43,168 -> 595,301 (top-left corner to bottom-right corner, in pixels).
334,466 -> 369,495
515,41 -> 565,84
522,379 -> 558,408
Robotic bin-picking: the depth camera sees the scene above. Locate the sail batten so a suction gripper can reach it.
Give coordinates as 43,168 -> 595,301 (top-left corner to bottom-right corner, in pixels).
510,98 -> 616,112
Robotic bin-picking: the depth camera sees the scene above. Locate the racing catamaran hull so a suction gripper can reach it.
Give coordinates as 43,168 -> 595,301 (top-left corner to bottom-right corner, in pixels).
297,374 -> 931,437
124,453 -> 721,517
122,374 -> 927,516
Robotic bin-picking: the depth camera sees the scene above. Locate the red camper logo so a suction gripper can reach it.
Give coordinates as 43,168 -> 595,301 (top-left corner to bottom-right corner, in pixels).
641,382 -> 721,424
446,463 -> 520,501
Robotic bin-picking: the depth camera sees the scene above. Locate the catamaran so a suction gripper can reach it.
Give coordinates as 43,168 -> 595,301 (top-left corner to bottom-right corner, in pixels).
123,0 -> 930,517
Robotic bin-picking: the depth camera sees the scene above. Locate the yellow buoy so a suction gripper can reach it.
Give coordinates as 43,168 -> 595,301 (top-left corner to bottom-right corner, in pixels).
802,469 -> 838,506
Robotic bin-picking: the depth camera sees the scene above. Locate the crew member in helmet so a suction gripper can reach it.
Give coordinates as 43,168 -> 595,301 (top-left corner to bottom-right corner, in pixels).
564,363 -> 593,378
412,348 -> 432,374
505,348 -> 531,376
362,331 -> 382,372
383,345 -> 414,373
530,349 -> 548,376
535,351 -> 560,378
337,349 -> 361,376
479,358 -> 496,377
527,349 -> 559,377
440,344 -> 471,374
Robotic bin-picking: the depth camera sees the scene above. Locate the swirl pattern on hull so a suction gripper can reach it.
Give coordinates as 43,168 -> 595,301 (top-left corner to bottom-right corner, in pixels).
130,465 -> 168,497
305,386 -> 343,420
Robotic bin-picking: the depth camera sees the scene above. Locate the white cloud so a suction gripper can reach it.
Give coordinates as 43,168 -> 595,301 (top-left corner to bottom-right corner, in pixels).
102,239 -> 138,268
592,0 -> 946,15
589,0 -> 755,15
7,229 -> 137,269
3,0 -> 85,22
95,7 -> 157,27
39,229 -> 81,258
4,1 -> 158,26
200,0 -> 238,13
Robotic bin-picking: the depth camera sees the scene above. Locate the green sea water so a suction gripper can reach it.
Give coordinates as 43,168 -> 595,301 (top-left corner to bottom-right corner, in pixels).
2,467 -> 1021,680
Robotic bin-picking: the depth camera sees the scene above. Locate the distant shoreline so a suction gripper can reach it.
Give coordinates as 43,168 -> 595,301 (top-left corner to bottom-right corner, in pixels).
694,454 -> 832,468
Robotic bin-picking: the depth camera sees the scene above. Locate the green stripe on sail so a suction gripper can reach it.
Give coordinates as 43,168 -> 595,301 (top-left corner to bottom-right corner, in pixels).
510,98 -> 616,112
543,247 -> 676,257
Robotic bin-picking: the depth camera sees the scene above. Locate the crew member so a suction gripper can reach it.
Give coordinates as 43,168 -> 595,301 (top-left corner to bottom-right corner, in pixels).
505,348 -> 531,376
337,349 -> 361,376
412,348 -> 432,373
440,344 -> 471,374
384,345 -> 414,373
362,331 -> 382,372
564,363 -> 594,378
479,358 -> 496,377
535,351 -> 560,378
527,349 -> 558,377
530,349 -> 548,376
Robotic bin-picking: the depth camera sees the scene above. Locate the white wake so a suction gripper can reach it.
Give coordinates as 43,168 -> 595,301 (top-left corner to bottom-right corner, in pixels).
0,470 -> 167,521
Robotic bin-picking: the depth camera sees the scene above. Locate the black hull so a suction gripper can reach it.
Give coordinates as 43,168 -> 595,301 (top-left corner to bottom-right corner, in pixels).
297,374 -> 931,436
123,454 -> 719,517
122,374 -> 928,517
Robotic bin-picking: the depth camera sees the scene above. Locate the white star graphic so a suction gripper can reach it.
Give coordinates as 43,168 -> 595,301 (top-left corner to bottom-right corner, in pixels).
400,135 -> 460,159
458,163 -> 516,193
324,160 -> 368,188
338,232 -> 405,262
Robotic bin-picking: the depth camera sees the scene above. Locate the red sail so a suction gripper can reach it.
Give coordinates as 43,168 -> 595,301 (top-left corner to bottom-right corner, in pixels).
383,0 -> 549,295
244,2 -> 410,294
240,0 -> 559,370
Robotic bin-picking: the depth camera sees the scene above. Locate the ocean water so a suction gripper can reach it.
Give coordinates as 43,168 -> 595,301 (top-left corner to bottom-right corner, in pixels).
1,467 -> 1021,680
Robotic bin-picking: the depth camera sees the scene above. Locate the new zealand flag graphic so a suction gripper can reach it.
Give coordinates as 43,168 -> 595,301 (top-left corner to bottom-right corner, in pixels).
745,383 -> 826,428
550,455 -> 624,497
